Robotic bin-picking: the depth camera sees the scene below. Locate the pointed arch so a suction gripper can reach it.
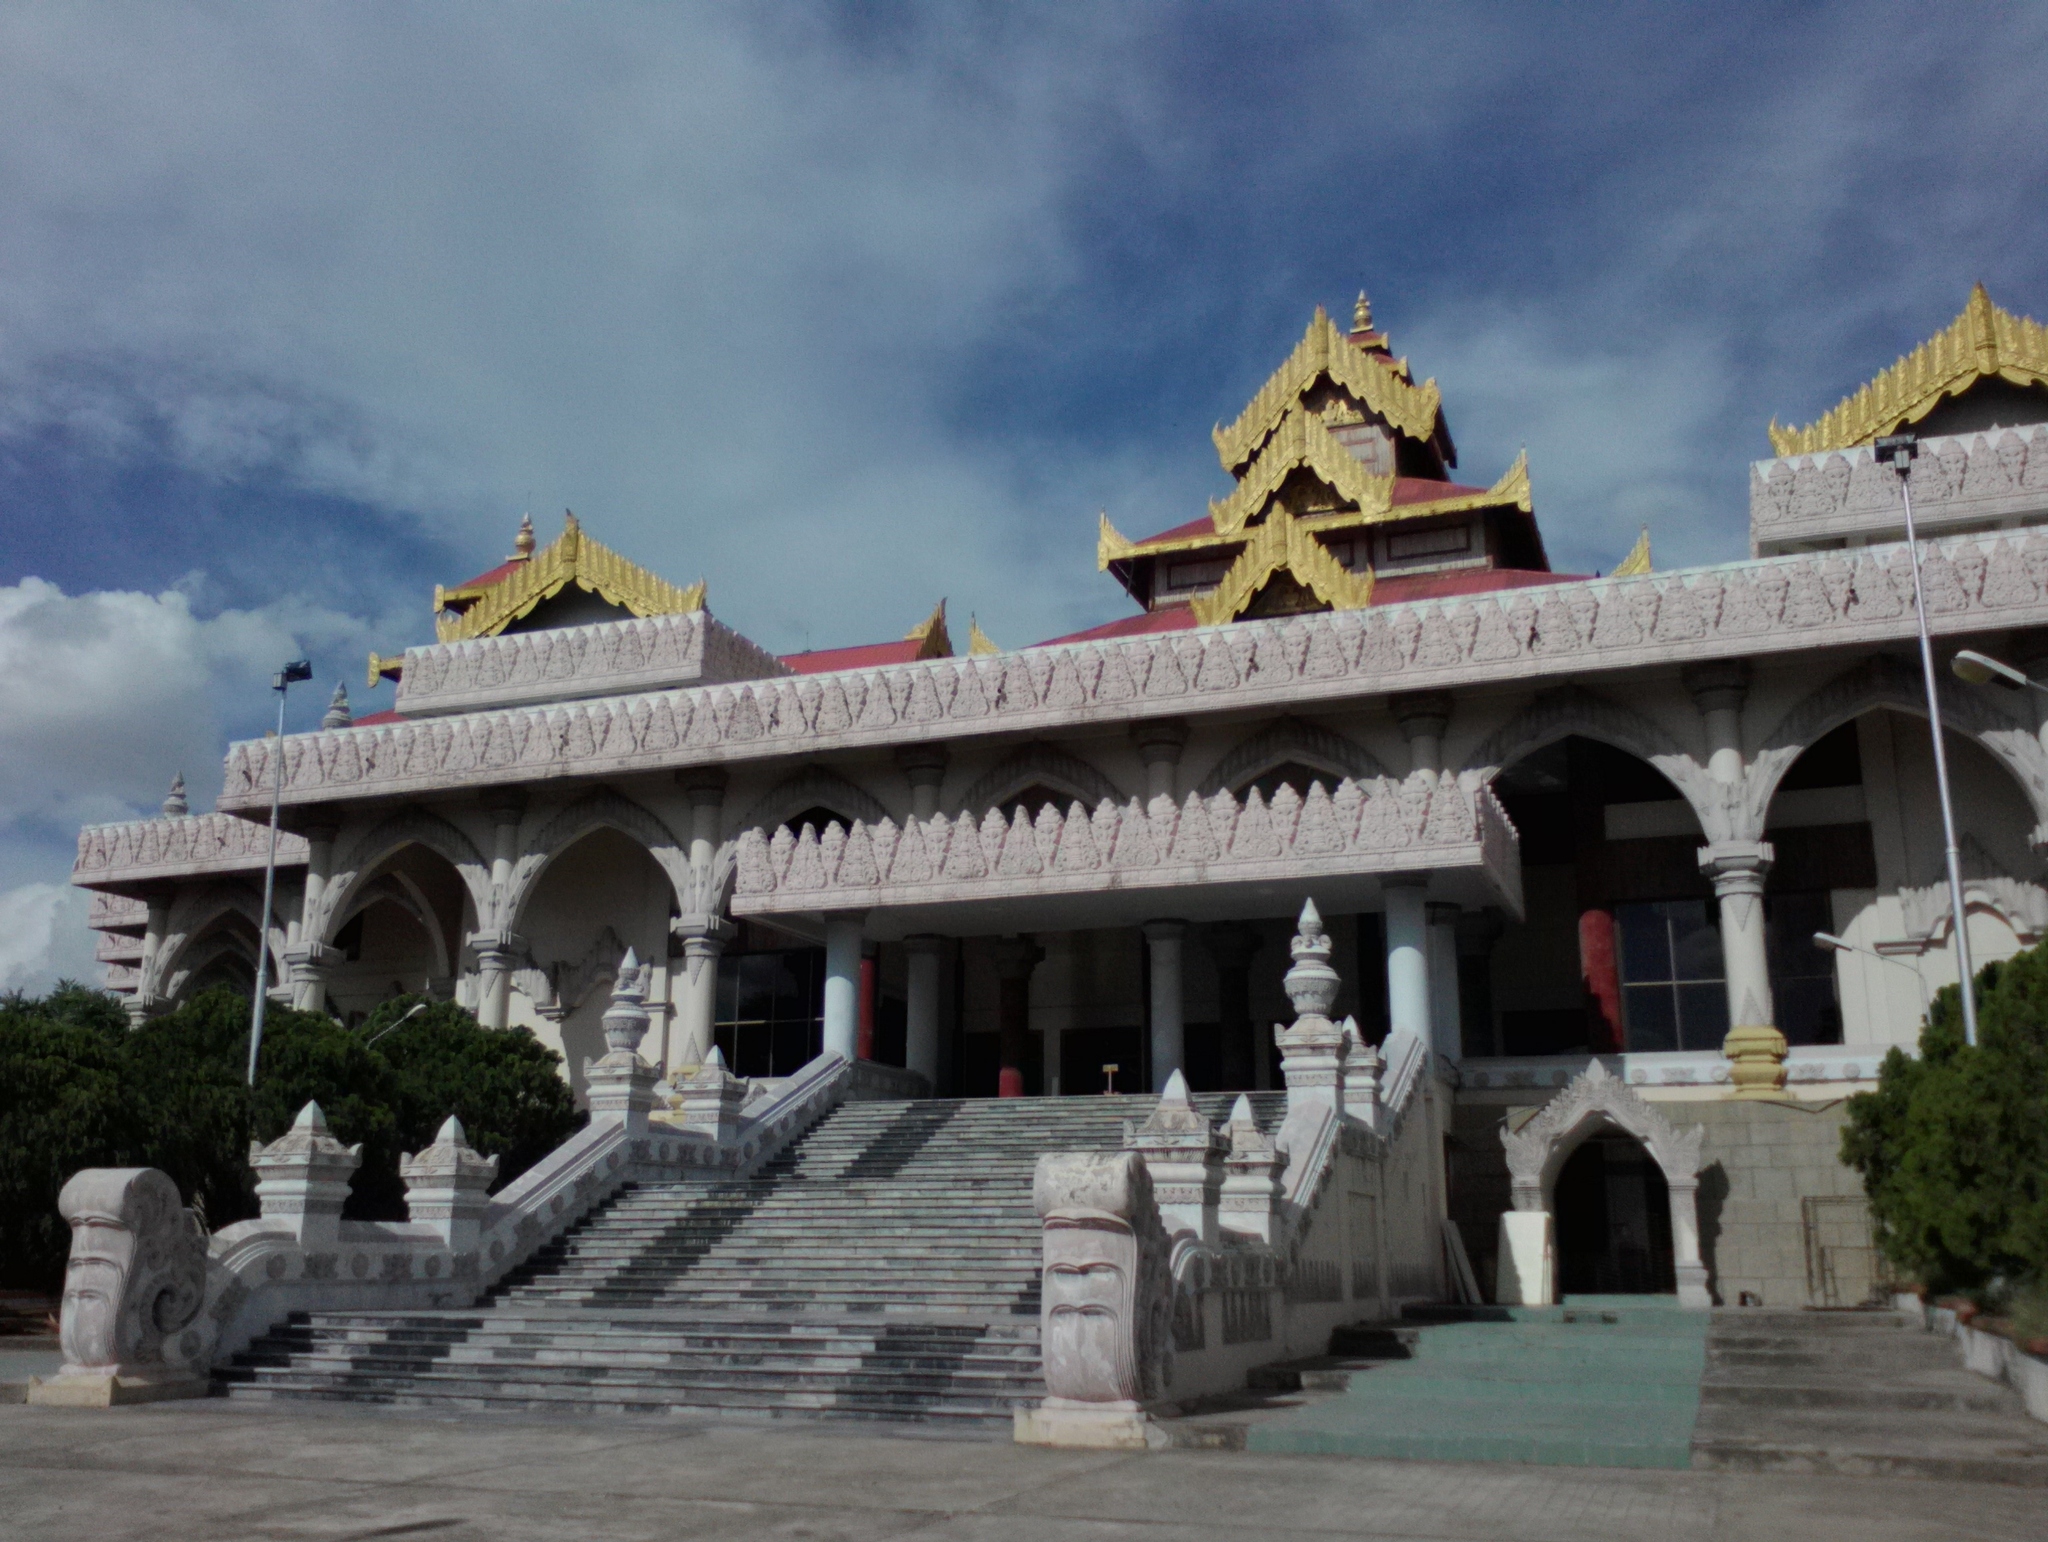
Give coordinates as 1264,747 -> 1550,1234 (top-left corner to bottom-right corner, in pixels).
149,882 -> 287,1002
501,787 -> 692,928
1461,685 -> 1726,840
1500,1059 -> 1704,1212
739,764 -> 889,834
1195,716 -> 1387,796
333,870 -> 455,979
1744,655 -> 2048,840
314,808 -> 490,946
960,741 -> 1124,814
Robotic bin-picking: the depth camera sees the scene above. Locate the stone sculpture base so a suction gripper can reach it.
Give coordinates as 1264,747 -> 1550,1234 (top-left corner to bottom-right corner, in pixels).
28,1370 -> 210,1408
1014,1399 -> 1166,1450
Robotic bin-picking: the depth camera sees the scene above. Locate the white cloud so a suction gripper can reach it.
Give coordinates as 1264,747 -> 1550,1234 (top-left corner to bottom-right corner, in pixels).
0,881 -> 96,995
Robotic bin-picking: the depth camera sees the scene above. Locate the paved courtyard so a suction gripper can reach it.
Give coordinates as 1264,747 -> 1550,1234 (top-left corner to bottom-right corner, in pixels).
1,1399 -> 2037,1542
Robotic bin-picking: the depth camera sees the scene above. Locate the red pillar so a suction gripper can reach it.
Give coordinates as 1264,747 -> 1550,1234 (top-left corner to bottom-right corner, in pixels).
992,937 -> 1043,1098
856,952 -> 877,1061
1569,737 -> 1624,1054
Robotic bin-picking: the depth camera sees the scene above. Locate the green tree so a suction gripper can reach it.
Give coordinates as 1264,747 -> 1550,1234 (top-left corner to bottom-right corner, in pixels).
1843,947 -> 2048,1292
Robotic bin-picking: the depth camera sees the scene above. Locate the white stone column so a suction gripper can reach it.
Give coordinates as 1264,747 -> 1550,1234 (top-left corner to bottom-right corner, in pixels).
1384,879 -> 1431,1044
295,823 -> 336,949
823,913 -> 866,1061
1426,901 -> 1463,1064
131,898 -> 170,1025
1699,840 -> 1787,1097
1143,919 -> 1186,1092
1392,691 -> 1451,782
903,935 -> 946,1086
896,745 -> 948,822
1132,720 -> 1188,803
478,797 -> 524,1029
671,925 -> 728,1069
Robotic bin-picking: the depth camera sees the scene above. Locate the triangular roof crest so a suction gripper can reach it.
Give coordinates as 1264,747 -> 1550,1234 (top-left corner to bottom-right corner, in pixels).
432,512 -> 705,643
1769,284 -> 2048,456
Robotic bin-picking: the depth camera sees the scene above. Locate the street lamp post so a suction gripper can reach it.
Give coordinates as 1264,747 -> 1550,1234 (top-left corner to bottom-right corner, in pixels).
1874,434 -> 1978,1048
247,658 -> 313,1085
1814,930 -> 1930,1020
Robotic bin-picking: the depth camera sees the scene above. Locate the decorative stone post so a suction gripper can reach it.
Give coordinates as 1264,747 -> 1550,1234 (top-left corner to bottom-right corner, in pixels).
584,949 -> 658,1131
400,1115 -> 499,1254
903,935 -> 947,1086
1700,840 -> 1788,1099
249,1101 -> 361,1247
1142,919 -> 1187,1092
822,913 -> 866,1061
1016,1150 -> 1173,1449
1340,1015 -> 1381,1116
1219,1095 -> 1285,1244
670,917 -> 732,1070
284,939 -> 343,1014
673,1044 -> 749,1142
1383,878 -> 1431,1046
1124,1069 -> 1225,1243
27,1169 -> 209,1407
1275,898 -> 1348,1114
992,936 -> 1044,1098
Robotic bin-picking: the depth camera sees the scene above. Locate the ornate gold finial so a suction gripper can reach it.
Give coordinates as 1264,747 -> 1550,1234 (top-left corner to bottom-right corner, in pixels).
967,616 -> 1000,656
512,514 -> 536,559
1353,291 -> 1373,332
367,651 -> 404,688
904,598 -> 953,659
1610,525 -> 1652,578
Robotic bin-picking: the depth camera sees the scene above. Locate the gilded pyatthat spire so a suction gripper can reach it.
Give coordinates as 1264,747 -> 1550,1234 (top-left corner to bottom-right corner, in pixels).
512,514 -> 536,559
1353,291 -> 1373,332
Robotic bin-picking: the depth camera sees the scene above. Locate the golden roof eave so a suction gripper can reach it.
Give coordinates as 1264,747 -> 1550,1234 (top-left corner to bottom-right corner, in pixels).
1099,451 -> 1531,571
1187,505 -> 1374,626
1213,307 -> 1443,470
903,598 -> 953,660
434,513 -> 705,643
1208,403 -> 1396,535
1769,285 -> 2048,456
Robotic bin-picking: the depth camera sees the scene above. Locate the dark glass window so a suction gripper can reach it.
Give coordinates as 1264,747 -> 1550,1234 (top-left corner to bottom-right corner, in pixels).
1767,890 -> 1844,1046
712,948 -> 824,1077
1615,900 -> 1728,1052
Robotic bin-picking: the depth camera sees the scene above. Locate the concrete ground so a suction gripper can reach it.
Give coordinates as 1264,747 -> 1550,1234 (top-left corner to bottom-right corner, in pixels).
2,1400 -> 2040,1542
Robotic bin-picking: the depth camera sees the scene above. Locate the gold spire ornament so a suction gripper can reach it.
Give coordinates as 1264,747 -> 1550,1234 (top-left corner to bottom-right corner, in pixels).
1768,285 -> 2048,455
512,514 -> 536,559
431,511 -> 705,643
1610,526 -> 1652,578
1353,291 -> 1373,332
903,599 -> 954,660
966,616 -> 1000,656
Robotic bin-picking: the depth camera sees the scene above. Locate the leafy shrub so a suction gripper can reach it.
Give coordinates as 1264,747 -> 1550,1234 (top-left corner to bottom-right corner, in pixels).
1842,945 -> 2048,1294
0,984 -> 581,1291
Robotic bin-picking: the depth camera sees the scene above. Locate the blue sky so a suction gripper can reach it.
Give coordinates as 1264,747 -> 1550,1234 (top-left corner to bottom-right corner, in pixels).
3,2 -> 2046,987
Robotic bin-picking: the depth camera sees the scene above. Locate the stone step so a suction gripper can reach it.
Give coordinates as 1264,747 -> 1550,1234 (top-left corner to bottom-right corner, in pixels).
232,1348 -> 1043,1393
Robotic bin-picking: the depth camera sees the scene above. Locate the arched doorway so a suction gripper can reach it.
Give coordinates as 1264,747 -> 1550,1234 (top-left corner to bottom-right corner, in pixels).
324,844 -> 468,1024
1553,1133 -> 1676,1295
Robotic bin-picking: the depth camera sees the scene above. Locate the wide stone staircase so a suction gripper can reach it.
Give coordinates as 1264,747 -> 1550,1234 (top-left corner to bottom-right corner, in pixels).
219,1091 -> 1285,1430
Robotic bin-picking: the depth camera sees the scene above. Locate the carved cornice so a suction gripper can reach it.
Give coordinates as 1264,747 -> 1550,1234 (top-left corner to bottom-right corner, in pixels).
213,531 -> 2048,816
1751,424 -> 2048,553
1213,307 -> 1443,472
1769,286 -> 2048,456
1187,505 -> 1374,625
732,772 -> 1519,917
73,813 -> 307,887
435,513 -> 706,644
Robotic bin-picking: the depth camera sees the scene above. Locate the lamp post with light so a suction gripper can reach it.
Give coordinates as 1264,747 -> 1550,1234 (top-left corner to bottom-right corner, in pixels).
1875,434 -> 1978,1047
247,658 -> 313,1085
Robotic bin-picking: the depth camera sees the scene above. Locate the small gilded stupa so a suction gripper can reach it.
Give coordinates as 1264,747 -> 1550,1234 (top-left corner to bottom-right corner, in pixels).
1095,292 -> 1554,628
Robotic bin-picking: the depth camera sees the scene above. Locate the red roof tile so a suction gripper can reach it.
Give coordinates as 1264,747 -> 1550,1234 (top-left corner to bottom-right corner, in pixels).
1123,478 -> 1497,552
450,558 -> 525,594
779,640 -> 928,674
351,709 -> 405,726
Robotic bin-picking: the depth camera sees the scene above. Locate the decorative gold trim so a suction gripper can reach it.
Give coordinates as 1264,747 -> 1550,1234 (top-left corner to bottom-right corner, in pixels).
367,652 -> 404,688
1209,403 -> 1396,536
903,598 -> 954,659
434,512 -> 706,643
1610,525 -> 1651,578
1187,506 -> 1374,626
967,617 -> 1000,656
1212,307 -> 1442,471
1769,285 -> 2048,456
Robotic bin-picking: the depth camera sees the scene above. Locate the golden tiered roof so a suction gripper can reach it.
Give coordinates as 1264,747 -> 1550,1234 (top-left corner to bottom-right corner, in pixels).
432,512 -> 705,644
1769,285 -> 2048,456
1212,303 -> 1443,472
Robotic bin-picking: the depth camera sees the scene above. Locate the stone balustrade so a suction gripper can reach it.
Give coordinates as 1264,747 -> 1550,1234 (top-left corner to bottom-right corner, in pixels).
732,775 -> 1521,921
214,529 -> 2048,812
393,608 -> 790,718
1751,423 -> 2048,555
73,812 -> 306,884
